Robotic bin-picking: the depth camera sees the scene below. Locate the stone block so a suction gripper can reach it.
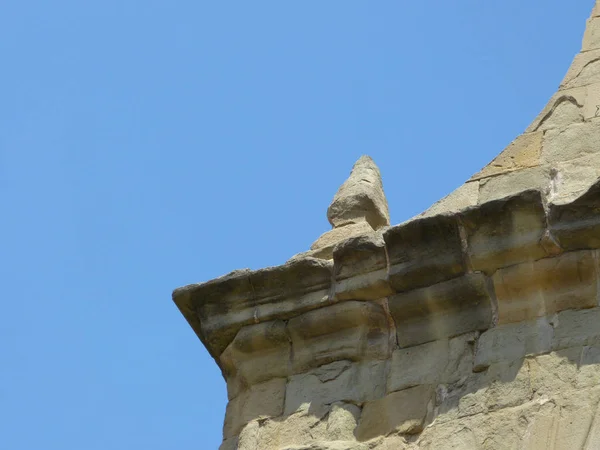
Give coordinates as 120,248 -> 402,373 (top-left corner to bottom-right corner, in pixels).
332,232 -> 392,301
542,121 -> 600,165
327,155 -> 390,230
383,215 -> 465,293
388,273 -> 494,348
173,258 -> 333,362
553,307 -> 600,350
288,301 -> 390,373
549,179 -> 600,250
528,347 -> 580,398
470,131 -> 543,180
221,320 -> 291,399
492,251 -> 598,324
387,333 -> 474,393
355,385 -> 434,441
284,360 -> 387,415
223,378 -> 286,439
474,317 -> 553,370
461,190 -> 549,274
311,221 -> 373,253
477,166 -> 551,204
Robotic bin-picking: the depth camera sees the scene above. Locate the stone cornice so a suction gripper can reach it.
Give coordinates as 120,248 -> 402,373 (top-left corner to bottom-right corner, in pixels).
173,179 -> 600,373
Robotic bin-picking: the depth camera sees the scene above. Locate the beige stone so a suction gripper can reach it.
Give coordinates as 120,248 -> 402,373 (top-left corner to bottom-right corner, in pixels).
583,17 -> 600,51
470,131 -> 543,180
310,221 -> 373,252
325,402 -> 361,441
355,385 -> 434,441
477,165 -> 551,204
474,317 -> 553,370
284,360 -> 386,415
387,333 -> 474,393
550,153 -> 600,205
327,155 -> 390,230
389,273 -> 493,348
221,320 -> 291,399
288,301 -> 390,373
542,120 -> 600,165
224,378 -> 286,439
561,48 -> 600,89
462,190 -> 549,274
492,251 -> 598,325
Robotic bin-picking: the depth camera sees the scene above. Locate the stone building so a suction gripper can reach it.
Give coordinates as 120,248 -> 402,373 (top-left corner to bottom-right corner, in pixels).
173,3 -> 600,449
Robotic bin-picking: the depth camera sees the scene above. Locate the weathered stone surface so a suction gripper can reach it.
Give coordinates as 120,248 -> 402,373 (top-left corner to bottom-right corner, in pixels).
471,131 -> 543,180
310,221 -> 373,253
561,48 -> 600,89
237,404 -> 330,450
420,181 -> 479,217
288,301 -> 390,373
284,360 -> 386,415
327,155 -> 390,230
549,179 -> 600,250
355,385 -> 434,441
542,120 -> 600,165
388,273 -> 493,348
173,258 -> 333,362
387,333 -> 475,393
332,232 -> 392,301
474,317 -> 553,370
583,17 -> 600,51
492,251 -> 598,324
221,320 -> 291,399
384,214 -> 465,292
223,378 -> 286,439
549,153 -> 600,205
477,165 -> 551,204
461,189 -> 549,274
552,307 -> 600,350
534,97 -> 583,132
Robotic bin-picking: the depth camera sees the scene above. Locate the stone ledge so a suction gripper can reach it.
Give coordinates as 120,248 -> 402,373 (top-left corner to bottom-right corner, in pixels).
173,182 -> 600,367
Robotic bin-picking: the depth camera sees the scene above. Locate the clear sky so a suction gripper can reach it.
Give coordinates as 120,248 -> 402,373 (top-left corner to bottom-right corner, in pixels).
2,1 -> 595,449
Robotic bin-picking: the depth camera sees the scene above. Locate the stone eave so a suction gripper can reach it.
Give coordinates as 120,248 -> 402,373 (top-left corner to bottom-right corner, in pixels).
173,178 -> 600,369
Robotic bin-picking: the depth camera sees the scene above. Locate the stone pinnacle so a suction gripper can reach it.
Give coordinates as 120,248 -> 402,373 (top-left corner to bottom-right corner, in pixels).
303,155 -> 390,259
327,155 -> 390,230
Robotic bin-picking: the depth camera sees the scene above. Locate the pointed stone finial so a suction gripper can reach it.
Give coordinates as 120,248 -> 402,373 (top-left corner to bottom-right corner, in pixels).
305,156 -> 390,259
327,155 -> 390,230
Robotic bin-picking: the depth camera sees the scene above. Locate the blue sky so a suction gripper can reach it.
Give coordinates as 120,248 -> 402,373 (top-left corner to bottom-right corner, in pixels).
2,1 -> 594,449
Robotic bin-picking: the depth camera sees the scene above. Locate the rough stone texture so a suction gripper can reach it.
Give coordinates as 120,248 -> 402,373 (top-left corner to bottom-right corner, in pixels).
221,320 -> 291,399
223,378 -> 286,439
470,131 -> 543,180
461,190 -> 549,274
388,273 -> 494,347
173,4 -> 600,449
492,250 -> 598,325
284,360 -> 386,415
327,155 -> 390,230
549,179 -> 600,250
287,301 -> 391,373
310,221 -> 373,253
384,214 -> 465,292
355,385 -> 435,441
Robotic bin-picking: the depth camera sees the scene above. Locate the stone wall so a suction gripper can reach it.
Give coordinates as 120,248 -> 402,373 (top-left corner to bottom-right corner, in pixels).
174,181 -> 600,449
172,3 -> 600,449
